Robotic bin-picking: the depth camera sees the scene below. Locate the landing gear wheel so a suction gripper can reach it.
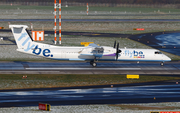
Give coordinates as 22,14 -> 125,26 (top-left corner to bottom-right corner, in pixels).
160,62 -> 164,66
90,56 -> 97,67
90,61 -> 97,67
92,62 -> 97,67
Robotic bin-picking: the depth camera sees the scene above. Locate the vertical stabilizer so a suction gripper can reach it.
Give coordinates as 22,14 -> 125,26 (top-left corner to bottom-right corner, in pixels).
9,25 -> 35,52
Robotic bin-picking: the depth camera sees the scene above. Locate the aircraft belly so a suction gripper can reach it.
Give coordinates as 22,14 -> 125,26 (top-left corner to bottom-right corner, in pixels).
118,55 -> 163,61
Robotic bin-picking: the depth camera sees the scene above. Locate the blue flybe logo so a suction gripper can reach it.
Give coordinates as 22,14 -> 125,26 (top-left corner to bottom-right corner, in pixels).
18,33 -> 53,57
125,50 -> 145,58
18,33 -> 35,52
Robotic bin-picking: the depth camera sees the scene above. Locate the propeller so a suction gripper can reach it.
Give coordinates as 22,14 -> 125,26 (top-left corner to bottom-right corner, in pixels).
116,43 -> 121,60
113,40 -> 116,48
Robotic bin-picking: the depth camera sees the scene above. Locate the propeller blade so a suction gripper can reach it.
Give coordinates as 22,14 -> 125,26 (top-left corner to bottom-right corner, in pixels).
117,43 -> 119,50
116,43 -> 119,60
116,53 -> 118,60
114,41 -> 116,48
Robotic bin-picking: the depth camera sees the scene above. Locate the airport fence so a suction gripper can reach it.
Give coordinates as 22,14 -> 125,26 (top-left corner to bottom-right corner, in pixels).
0,2 -> 178,9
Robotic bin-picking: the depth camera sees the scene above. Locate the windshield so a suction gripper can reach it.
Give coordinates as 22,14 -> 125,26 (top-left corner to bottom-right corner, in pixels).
155,51 -> 162,54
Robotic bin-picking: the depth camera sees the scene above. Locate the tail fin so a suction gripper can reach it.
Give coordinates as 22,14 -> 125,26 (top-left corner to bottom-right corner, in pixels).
9,25 -> 35,52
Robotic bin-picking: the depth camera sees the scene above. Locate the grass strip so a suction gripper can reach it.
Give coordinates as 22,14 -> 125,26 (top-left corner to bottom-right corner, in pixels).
0,74 -> 179,90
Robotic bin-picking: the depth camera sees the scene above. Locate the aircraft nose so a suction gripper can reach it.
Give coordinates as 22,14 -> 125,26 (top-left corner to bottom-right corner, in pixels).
164,55 -> 171,61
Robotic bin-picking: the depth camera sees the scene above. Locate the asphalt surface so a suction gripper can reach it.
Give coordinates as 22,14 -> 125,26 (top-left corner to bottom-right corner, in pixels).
130,31 -> 180,56
0,61 -> 180,74
0,81 -> 179,107
1,19 -> 180,22
0,29 -> 131,39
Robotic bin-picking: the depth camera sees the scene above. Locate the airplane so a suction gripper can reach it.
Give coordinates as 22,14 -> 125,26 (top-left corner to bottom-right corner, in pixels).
9,25 -> 171,67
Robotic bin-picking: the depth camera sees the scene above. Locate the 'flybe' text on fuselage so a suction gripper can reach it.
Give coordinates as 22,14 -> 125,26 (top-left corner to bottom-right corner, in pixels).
125,50 -> 145,58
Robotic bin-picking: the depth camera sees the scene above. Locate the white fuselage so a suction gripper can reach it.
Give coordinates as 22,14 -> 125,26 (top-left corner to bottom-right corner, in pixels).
9,25 -> 171,63
17,44 -> 171,62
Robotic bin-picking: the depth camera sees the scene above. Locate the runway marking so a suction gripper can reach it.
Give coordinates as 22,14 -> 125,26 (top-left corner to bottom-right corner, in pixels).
25,68 -> 141,70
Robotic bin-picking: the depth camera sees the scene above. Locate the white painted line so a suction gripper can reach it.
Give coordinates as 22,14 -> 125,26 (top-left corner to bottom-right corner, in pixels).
141,68 -> 176,70
25,68 -> 141,70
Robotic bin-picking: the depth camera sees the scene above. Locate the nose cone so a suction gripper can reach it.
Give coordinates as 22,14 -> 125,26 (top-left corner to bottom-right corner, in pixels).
164,55 -> 171,62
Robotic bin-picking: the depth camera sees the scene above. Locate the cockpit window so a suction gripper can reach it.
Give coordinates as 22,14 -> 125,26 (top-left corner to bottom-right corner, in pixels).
155,51 -> 162,54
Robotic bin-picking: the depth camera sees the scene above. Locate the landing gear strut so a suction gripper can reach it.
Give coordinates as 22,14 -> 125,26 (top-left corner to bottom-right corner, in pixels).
160,62 -> 164,66
90,57 -> 97,67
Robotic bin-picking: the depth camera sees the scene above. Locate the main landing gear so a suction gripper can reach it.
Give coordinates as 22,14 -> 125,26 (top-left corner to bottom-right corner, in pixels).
90,57 -> 97,67
90,61 -> 97,67
160,62 -> 164,66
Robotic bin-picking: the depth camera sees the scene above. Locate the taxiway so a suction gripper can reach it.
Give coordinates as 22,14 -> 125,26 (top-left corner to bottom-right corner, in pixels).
0,61 -> 180,74
0,81 -> 179,107
1,19 -> 180,22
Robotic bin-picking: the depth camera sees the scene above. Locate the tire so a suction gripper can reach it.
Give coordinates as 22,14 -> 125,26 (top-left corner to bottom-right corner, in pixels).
160,62 -> 164,66
92,62 -> 97,67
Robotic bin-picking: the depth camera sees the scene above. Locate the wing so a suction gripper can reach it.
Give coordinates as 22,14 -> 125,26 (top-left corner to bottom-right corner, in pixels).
80,44 -> 104,57
88,43 -> 100,48
88,44 -> 104,53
